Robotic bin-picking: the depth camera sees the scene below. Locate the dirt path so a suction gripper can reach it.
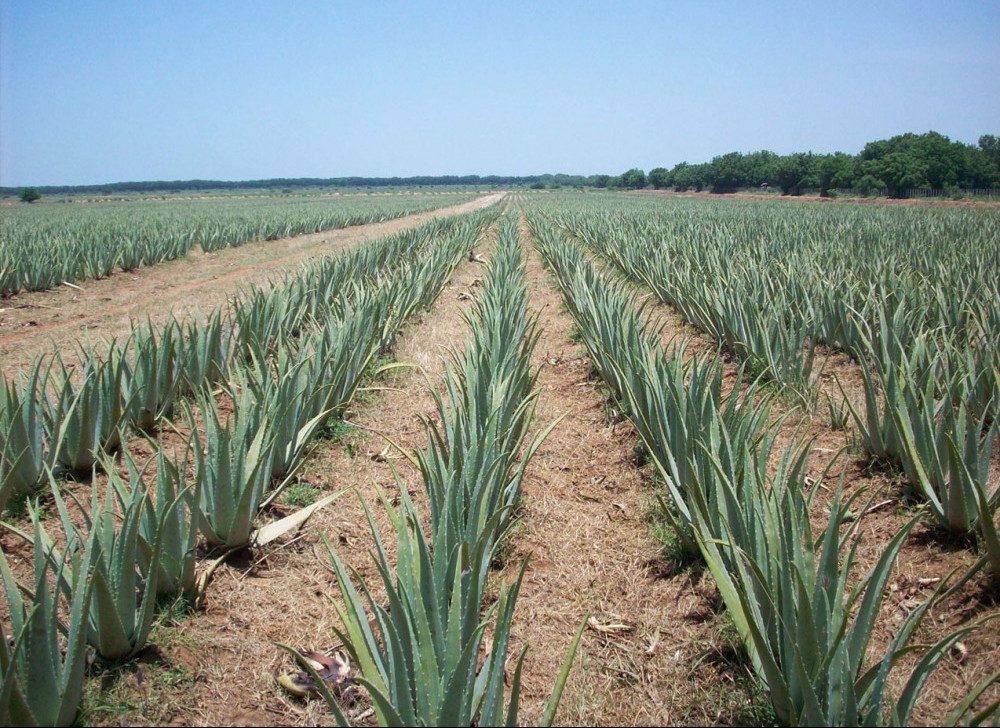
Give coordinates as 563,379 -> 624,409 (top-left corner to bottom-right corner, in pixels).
0,194 -> 503,373
100,225 -> 500,726
503,220 -> 751,725
572,229 -> 1000,723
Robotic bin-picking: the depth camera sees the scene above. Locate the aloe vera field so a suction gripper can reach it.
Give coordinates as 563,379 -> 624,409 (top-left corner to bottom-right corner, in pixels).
0,187 -> 996,728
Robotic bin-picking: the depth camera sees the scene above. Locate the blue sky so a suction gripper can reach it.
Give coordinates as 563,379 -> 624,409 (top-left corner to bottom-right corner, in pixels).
1,1 -> 998,186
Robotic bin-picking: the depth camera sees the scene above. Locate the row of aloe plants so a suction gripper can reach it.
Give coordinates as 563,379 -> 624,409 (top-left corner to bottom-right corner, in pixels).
0,192 -> 476,295
550,200 -> 999,570
0,208 -> 499,726
528,212 -> 997,727
0,210 -> 497,512
283,215 -> 584,726
553,197 -> 998,399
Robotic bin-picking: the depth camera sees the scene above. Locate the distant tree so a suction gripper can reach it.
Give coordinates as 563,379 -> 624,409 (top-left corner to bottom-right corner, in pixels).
856,174 -> 886,193
19,187 -> 40,203
742,150 -> 780,187
591,174 -> 611,188
669,163 -> 693,191
530,181 -> 546,190
671,162 -> 709,192
979,135 -> 1000,166
620,168 -> 647,189
648,167 -> 671,189
817,153 -> 856,195
707,152 -> 747,192
965,141 -> 999,188
976,135 -> 1000,186
877,151 -> 929,197
774,153 -> 814,195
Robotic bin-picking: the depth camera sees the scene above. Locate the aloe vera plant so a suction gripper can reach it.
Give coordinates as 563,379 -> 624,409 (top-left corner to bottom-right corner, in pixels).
177,310 -> 232,394
0,365 -> 45,511
413,219 -> 546,556
280,213 -> 583,725
122,321 -> 183,430
708,466 -> 990,726
533,213 -> 775,558
1,192 -> 474,295
0,519 -> 94,726
626,347 -> 771,558
285,490 -> 583,727
43,347 -> 129,473
13,474 -> 170,662
895,392 -> 998,536
189,390 -> 275,551
529,195 -> 1000,725
109,448 -> 200,599
237,353 -> 331,480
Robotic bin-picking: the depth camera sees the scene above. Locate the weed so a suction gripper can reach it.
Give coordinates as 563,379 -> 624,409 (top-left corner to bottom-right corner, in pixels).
282,481 -> 320,508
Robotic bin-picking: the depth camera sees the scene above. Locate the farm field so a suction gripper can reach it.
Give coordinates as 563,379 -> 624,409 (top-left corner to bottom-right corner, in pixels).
0,191 -> 480,296
0,193 -> 500,370
1,190 -> 999,727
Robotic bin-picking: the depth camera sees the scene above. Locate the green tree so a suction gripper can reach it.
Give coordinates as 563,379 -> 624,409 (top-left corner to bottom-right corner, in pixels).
964,142 -> 999,188
19,187 -> 40,203
877,151 -> 928,197
671,162 -> 708,191
647,167 -> 671,189
856,174 -> 886,193
817,153 -> 856,195
774,153 -> 814,195
979,135 -> 1000,165
620,168 -> 647,189
707,152 -> 747,192
976,135 -> 1000,186
743,150 -> 780,187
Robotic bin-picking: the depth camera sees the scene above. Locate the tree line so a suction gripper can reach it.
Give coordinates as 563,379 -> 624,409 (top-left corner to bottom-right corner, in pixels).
7,131 -> 997,200
639,131 -> 1000,197
2,174 -> 594,197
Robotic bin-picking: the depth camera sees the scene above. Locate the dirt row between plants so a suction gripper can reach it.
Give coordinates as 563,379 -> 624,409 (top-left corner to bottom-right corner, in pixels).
61,210 -> 744,726
568,228 -> 1000,723
21,221 -> 500,726
501,219 -> 755,725
0,193 -> 504,374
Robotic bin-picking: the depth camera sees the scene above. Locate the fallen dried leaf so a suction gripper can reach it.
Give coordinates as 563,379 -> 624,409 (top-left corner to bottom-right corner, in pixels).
587,616 -> 634,634
277,650 -> 351,699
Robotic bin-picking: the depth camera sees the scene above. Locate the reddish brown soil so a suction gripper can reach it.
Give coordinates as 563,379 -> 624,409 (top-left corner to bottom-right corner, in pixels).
501,222 -> 752,724
0,194 -> 503,374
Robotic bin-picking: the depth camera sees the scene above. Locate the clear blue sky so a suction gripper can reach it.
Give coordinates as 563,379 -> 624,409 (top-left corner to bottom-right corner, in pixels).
2,0 -> 998,186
